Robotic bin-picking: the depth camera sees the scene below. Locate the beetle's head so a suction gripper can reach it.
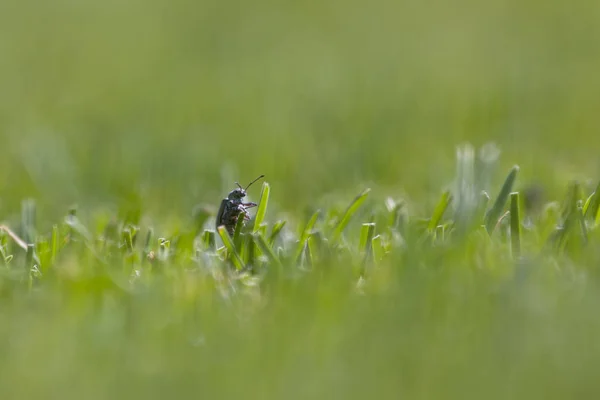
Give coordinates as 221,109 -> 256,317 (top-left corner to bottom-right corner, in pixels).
228,175 -> 264,201
228,187 -> 246,200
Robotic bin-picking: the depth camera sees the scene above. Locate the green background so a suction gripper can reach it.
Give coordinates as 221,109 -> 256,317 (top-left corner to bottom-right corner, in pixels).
1,0 -> 599,219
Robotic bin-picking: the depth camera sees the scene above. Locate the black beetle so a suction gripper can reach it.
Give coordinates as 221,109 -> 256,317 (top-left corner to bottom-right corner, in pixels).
216,175 -> 264,236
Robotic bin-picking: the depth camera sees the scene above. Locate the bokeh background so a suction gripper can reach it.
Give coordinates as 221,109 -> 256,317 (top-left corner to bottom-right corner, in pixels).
1,0 -> 599,224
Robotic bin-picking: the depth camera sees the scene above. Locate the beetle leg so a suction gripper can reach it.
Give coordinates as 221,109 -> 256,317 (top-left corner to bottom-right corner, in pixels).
242,202 -> 257,208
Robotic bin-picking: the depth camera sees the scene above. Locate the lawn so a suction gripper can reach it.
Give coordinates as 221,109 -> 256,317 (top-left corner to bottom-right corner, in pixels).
1,0 -> 600,398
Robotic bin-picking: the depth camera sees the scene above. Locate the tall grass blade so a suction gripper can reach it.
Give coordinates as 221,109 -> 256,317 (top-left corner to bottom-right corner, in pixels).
253,182 -> 270,233
233,213 -> 245,249
294,210 -> 320,264
202,230 -> 216,252
217,226 -> 244,270
510,192 -> 521,258
359,223 -> 376,270
268,220 -> 287,246
485,165 -> 519,234
253,233 -> 282,269
371,235 -> 383,262
583,181 -> 600,222
359,223 -> 376,256
332,188 -> 371,245
428,191 -> 452,232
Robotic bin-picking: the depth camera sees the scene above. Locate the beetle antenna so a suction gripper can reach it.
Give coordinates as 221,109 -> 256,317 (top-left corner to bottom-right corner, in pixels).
235,182 -> 243,190
245,175 -> 265,190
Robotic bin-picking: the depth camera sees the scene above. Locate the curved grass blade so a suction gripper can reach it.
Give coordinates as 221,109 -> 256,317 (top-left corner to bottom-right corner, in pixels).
269,220 -> 287,246
583,181 -> 600,222
510,192 -> 521,258
217,226 -> 244,270
294,210 -> 320,263
332,188 -> 371,245
253,182 -> 270,233
428,191 -> 452,232
253,232 -> 282,269
485,165 -> 519,234
0,225 -> 28,251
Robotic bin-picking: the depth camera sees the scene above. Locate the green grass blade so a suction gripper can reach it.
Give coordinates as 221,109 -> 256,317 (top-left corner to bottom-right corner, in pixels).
428,190 -> 452,232
578,203 -> 588,245
201,230 -> 216,252
253,182 -> 270,233
332,188 -> 371,245
510,192 -> 521,258
371,235 -> 383,262
359,223 -> 376,257
303,237 -> 314,267
217,226 -> 244,270
359,223 -> 376,269
233,213 -> 245,249
294,210 -> 320,263
268,220 -> 287,246
253,233 -> 282,269
485,165 -> 519,234
583,181 -> 600,222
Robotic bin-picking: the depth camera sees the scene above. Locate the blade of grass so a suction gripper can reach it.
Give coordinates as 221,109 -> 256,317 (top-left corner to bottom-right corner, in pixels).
510,192 -> 521,258
428,191 -> 452,232
201,230 -> 216,252
233,213 -> 245,250
253,233 -> 282,269
303,237 -> 314,268
331,188 -> 371,245
294,210 -> 320,264
0,225 -> 28,252
253,182 -> 270,233
485,165 -> 519,234
359,223 -> 376,271
583,181 -> 600,222
359,223 -> 376,258
371,235 -> 383,262
268,220 -> 287,246
217,226 -> 244,270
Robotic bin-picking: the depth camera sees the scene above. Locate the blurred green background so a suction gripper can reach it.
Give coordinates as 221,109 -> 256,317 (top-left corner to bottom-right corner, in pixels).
1,0 -> 599,221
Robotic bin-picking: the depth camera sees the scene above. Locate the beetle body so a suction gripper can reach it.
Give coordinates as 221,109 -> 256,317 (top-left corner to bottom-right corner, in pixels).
216,175 -> 264,236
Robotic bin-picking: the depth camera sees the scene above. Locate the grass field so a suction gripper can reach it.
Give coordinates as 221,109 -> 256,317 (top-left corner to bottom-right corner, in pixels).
1,0 -> 600,398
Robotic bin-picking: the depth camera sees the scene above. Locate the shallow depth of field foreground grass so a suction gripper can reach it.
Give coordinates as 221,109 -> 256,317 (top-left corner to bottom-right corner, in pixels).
1,147 -> 600,399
